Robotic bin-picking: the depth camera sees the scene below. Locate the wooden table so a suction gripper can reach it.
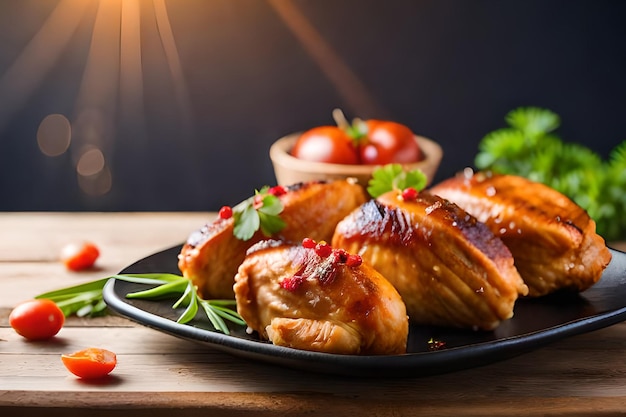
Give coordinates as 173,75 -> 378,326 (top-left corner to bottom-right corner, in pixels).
2,212 -> 626,416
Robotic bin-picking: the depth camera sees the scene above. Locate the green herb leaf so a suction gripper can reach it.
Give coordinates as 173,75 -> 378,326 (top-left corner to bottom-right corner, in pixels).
257,193 -> 283,216
113,273 -> 191,284
35,278 -> 111,318
33,273 -> 245,334
367,163 -> 427,198
258,211 -> 286,236
36,278 -> 110,299
121,273 -> 243,333
173,281 -> 199,324
505,107 -> 560,140
125,279 -> 189,299
232,186 -> 286,240
233,204 -> 260,241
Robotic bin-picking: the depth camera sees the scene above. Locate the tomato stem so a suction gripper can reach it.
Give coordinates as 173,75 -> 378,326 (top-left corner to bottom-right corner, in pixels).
332,108 -> 350,130
332,108 -> 368,145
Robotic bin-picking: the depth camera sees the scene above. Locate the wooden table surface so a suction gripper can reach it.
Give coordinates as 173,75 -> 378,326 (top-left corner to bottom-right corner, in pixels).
2,212 -> 626,417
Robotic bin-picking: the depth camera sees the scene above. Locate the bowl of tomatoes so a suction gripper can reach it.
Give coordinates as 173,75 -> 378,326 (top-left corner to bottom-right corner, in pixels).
270,110 -> 443,187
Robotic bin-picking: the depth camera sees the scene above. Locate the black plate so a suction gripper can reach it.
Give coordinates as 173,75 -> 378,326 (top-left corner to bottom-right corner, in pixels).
103,245 -> 626,377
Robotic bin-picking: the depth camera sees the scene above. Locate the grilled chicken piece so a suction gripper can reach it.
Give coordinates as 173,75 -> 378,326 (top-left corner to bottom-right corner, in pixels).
234,240 -> 408,355
178,180 -> 367,299
332,191 -> 528,330
430,171 -> 612,297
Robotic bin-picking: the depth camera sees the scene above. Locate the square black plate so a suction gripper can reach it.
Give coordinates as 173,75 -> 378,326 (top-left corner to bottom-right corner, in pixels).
103,245 -> 626,377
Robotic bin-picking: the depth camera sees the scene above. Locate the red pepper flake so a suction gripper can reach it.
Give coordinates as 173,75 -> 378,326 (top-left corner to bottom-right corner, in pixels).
345,254 -> 362,267
302,237 -> 316,249
280,274 -> 304,291
293,241 -> 363,290
401,187 -> 419,201
315,241 -> 332,258
268,185 -> 287,196
218,206 -> 233,219
334,248 -> 348,263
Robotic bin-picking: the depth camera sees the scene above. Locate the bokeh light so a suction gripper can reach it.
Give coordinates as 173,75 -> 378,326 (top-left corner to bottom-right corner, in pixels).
37,113 -> 71,157
76,145 -> 105,177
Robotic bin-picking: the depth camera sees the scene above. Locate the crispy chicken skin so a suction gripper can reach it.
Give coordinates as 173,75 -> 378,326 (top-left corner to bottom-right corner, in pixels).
430,171 -> 612,296
234,240 -> 408,355
332,191 -> 528,330
178,180 -> 367,299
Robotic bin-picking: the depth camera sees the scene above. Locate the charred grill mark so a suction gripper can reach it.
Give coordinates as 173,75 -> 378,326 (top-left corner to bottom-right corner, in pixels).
434,196 -> 514,263
374,199 -> 387,218
347,200 -> 415,246
432,173 -> 587,250
389,205 -> 415,246
560,217 -> 583,234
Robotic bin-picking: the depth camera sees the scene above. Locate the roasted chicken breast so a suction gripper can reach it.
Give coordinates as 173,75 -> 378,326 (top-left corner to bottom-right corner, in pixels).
234,240 -> 408,355
332,191 -> 528,330
430,171 -> 612,296
178,180 -> 367,299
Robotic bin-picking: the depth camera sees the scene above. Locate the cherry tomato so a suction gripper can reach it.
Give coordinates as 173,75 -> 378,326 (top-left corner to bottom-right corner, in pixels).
61,242 -> 100,271
291,126 -> 359,164
359,120 -> 421,165
61,347 -> 117,379
9,299 -> 65,340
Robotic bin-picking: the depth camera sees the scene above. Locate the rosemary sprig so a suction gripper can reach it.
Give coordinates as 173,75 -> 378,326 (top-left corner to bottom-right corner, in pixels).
36,278 -> 112,318
35,273 -> 245,335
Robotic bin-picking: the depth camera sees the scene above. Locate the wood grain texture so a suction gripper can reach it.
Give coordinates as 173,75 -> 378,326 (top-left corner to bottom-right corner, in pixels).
1,212 -> 625,416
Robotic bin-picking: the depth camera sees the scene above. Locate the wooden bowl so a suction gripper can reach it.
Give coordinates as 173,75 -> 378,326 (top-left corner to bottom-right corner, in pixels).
269,133 -> 443,187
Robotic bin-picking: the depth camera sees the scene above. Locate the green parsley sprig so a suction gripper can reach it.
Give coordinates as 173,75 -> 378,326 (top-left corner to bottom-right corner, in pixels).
367,163 -> 428,198
232,186 -> 286,241
35,273 -> 245,334
475,106 -> 626,240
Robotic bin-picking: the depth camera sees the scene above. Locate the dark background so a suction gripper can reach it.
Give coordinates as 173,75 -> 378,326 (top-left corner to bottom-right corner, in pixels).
0,0 -> 624,211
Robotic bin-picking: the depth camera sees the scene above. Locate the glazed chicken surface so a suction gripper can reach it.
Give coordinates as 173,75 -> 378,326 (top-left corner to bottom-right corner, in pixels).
332,191 -> 528,330
430,171 -> 612,296
178,180 -> 367,299
234,240 -> 409,355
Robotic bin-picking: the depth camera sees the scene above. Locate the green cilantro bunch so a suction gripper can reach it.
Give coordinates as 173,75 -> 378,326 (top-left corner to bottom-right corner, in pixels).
475,107 -> 626,241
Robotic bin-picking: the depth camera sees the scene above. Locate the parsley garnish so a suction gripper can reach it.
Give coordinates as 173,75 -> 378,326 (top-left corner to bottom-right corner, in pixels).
367,163 -> 428,198
475,106 -> 626,240
35,274 -> 245,334
232,186 -> 286,241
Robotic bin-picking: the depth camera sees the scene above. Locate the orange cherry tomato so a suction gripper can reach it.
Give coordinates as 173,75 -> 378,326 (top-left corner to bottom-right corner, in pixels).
61,242 -> 100,271
9,299 -> 65,340
291,126 -> 359,164
359,120 -> 421,165
61,347 -> 117,379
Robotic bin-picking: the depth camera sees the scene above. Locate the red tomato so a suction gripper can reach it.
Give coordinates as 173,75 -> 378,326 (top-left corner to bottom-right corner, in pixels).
61,242 -> 100,271
359,120 -> 421,165
9,299 -> 65,340
291,126 -> 359,164
61,347 -> 117,379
